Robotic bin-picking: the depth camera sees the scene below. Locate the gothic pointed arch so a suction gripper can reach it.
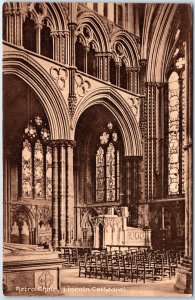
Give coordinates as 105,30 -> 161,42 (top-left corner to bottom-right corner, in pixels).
143,4 -> 179,82
81,208 -> 98,229
12,205 -> 35,229
46,3 -> 69,31
17,2 -> 69,32
73,88 -> 142,157
111,30 -> 139,67
3,51 -> 71,140
77,11 -> 109,52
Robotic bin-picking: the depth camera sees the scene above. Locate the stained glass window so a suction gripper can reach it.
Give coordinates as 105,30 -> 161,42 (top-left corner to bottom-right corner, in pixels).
168,62 -> 185,195
34,140 -> 44,197
96,122 -> 120,202
168,72 -> 180,195
21,116 -> 52,199
106,143 -> 115,202
181,69 -> 186,194
96,147 -> 105,202
46,146 -> 52,198
22,140 -> 32,198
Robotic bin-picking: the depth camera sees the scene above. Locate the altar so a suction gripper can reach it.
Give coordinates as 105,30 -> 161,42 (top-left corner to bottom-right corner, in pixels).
92,207 -> 151,249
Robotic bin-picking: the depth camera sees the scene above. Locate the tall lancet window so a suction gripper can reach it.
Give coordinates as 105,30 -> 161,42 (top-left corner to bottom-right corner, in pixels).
96,122 -> 120,202
21,116 -> 52,199
168,52 -> 185,195
168,71 -> 180,195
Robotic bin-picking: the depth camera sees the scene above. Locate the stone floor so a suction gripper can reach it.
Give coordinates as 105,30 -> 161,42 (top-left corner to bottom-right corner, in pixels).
59,268 -> 189,297
4,267 -> 191,297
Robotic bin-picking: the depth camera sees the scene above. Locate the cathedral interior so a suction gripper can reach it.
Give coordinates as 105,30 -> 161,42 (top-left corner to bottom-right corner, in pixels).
3,2 -> 192,295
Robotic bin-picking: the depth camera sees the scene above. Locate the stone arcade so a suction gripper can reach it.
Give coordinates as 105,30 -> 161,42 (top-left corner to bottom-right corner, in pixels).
3,2 -> 192,294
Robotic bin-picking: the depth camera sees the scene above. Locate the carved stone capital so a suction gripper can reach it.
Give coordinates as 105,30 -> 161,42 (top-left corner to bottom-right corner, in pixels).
68,22 -> 77,31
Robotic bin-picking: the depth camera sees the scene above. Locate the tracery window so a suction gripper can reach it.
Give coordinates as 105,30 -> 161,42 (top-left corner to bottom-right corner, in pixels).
23,16 -> 36,53
23,4 -> 53,59
96,122 -> 120,202
22,116 -> 52,199
168,54 -> 185,195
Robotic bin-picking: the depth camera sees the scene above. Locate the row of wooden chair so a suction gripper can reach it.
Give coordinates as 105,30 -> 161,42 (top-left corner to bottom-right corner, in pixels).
59,247 -> 107,267
78,251 -> 181,283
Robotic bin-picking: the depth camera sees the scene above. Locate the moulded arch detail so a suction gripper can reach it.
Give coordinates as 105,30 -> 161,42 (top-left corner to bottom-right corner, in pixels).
73,88 -> 143,157
3,51 -> 71,140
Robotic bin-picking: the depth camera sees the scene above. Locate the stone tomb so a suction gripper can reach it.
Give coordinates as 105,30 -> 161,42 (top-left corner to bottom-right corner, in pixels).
3,243 -> 63,295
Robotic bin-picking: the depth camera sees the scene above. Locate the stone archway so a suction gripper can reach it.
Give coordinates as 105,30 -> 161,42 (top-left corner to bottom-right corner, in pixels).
81,209 -> 98,247
73,87 -> 143,157
11,205 -> 35,245
3,51 -> 70,140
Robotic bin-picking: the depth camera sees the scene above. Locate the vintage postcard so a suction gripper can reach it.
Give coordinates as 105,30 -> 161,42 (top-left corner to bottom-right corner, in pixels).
2,2 -> 192,297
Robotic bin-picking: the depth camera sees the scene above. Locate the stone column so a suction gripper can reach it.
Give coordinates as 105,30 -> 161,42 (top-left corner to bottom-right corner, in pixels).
102,54 -> 110,81
96,54 -> 102,80
116,62 -> 121,87
174,10 -> 192,293
68,22 -> 77,117
128,67 -> 135,92
131,67 -> 139,93
51,31 -> 69,64
159,83 -> 168,197
51,32 -> 58,61
66,141 -> 75,245
144,82 -> 157,201
107,54 -> 111,82
29,228 -> 34,245
84,46 -> 89,73
59,142 -> 66,246
125,157 -> 131,207
52,142 -> 59,249
184,25 -> 192,262
126,67 -> 131,91
134,68 -> 139,94
3,7 -> 24,46
144,227 -> 151,247
96,53 -> 111,81
74,162 -> 79,241
3,153 -> 11,243
35,23 -> 42,55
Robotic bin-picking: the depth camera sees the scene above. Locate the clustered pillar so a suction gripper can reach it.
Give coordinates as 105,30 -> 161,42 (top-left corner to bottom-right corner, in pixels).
68,21 -> 77,117
96,53 -> 111,81
51,31 -> 69,64
51,140 -> 75,249
3,6 -> 24,46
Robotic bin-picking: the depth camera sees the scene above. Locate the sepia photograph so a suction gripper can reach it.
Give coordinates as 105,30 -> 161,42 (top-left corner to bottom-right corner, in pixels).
2,2 -> 193,297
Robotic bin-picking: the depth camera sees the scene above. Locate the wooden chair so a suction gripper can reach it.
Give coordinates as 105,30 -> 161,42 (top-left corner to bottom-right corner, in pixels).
136,254 -> 155,283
